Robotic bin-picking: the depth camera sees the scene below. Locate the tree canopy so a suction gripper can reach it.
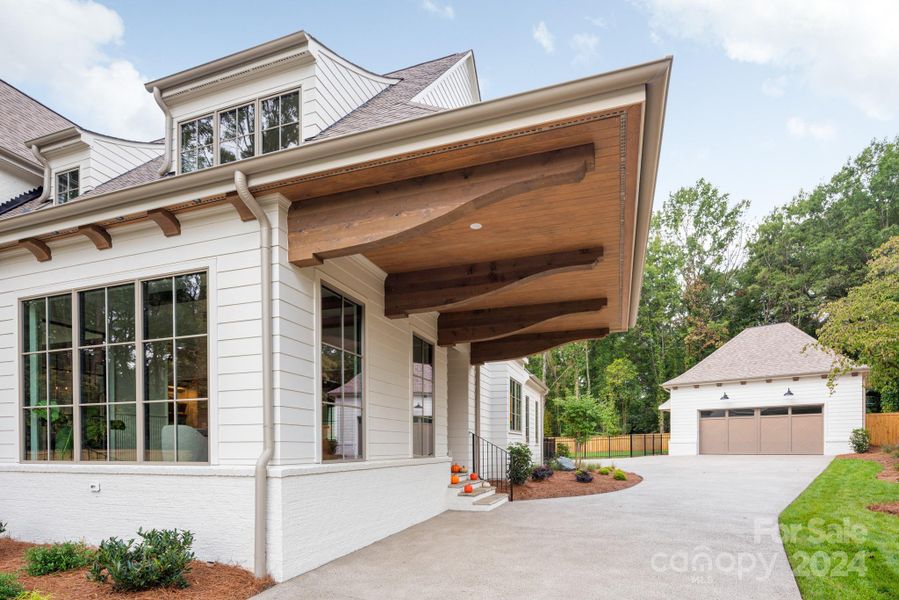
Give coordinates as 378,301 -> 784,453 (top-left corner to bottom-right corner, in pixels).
529,137 -> 899,435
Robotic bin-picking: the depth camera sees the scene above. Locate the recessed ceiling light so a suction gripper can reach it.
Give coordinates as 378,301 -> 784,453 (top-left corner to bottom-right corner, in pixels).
469,223 -> 482,230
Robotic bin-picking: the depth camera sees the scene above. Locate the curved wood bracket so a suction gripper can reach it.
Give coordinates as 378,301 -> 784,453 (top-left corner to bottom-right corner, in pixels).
226,192 -> 258,222
77,224 -> 112,250
147,208 -> 181,237
470,327 -> 610,364
438,298 -> 607,345
288,144 -> 595,267
384,247 -> 603,318
19,238 -> 51,262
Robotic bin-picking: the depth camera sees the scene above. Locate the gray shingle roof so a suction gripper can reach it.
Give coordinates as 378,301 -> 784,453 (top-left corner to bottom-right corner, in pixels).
80,156 -> 166,199
663,323 -> 855,387
312,52 -> 468,140
0,79 -> 75,166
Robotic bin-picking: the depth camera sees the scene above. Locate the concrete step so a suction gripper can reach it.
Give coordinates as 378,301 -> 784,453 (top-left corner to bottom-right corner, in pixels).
473,493 -> 508,507
458,485 -> 493,497
447,478 -> 481,488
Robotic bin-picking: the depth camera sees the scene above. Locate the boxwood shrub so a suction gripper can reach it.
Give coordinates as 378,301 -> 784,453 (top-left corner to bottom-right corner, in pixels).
25,541 -> 94,576
849,428 -> 870,453
613,469 -> 627,481
0,573 -> 23,600
89,528 -> 195,592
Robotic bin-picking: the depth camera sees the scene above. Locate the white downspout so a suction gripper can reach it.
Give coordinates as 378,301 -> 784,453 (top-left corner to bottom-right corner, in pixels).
30,145 -> 51,203
152,87 -> 173,176
234,170 -> 274,578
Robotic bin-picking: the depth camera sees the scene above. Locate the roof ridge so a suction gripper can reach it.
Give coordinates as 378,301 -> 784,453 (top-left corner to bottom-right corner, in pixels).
384,50 -> 469,77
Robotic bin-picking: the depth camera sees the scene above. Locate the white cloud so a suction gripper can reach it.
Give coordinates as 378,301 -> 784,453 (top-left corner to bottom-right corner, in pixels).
0,0 -> 160,140
585,16 -> 607,27
422,0 -> 454,19
571,33 -> 600,65
638,0 -> 899,120
786,117 -> 836,141
761,76 -> 787,98
532,21 -> 555,53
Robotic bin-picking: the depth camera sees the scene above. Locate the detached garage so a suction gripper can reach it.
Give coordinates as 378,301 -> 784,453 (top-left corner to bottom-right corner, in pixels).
662,323 -> 866,456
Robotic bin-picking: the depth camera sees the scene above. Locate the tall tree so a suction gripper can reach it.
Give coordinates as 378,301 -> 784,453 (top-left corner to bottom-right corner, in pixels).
602,358 -> 640,432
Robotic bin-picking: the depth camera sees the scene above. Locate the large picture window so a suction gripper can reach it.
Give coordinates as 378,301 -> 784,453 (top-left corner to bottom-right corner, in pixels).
412,336 -> 434,457
21,272 -> 208,463
320,286 -> 363,461
510,379 -> 522,432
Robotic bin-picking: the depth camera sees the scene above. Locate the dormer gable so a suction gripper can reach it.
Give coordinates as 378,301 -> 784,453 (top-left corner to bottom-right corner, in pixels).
145,30 -> 400,176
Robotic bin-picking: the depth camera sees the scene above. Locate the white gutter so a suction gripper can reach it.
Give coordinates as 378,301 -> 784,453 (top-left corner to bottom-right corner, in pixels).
30,145 -> 51,203
234,170 -> 273,578
152,88 -> 173,176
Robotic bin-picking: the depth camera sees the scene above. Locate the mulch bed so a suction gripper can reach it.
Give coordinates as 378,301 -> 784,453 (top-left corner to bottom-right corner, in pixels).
838,447 -> 899,518
838,447 -> 899,483
0,538 -> 272,600
513,469 -> 642,500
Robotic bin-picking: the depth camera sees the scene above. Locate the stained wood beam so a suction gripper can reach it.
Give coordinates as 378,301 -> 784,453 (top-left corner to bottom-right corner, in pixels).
147,208 -> 181,237
226,192 -> 257,222
288,144 -> 595,267
438,298 -> 608,346
19,238 -> 51,262
470,328 -> 610,364
384,247 -> 603,318
77,224 -> 112,250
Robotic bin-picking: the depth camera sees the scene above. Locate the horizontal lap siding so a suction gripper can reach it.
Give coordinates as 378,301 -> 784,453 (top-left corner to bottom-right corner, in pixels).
668,375 -> 864,455
413,57 -> 474,109
0,205 -> 265,465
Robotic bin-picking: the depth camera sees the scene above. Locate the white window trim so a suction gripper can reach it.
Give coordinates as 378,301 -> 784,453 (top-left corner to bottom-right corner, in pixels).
315,276 -> 367,463
18,268 -> 212,465
54,167 -> 80,205
174,85 -> 302,175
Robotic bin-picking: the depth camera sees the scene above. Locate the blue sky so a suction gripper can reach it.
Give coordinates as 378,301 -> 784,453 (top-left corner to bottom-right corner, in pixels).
2,0 -> 897,220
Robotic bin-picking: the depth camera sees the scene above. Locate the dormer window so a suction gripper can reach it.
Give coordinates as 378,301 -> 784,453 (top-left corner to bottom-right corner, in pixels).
179,115 -> 213,173
219,103 -> 255,164
261,91 -> 300,154
55,168 -> 79,204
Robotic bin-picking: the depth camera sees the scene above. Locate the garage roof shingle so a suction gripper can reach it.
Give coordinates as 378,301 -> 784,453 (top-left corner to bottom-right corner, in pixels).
662,323 -> 860,387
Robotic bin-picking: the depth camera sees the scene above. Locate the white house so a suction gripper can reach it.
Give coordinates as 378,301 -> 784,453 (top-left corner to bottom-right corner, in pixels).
0,31 -> 670,582
662,323 -> 866,456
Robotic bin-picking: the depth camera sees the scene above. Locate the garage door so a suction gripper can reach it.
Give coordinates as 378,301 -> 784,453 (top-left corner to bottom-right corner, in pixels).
699,405 -> 823,455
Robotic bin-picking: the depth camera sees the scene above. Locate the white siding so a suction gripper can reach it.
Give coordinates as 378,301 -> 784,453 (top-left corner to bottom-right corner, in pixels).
309,49 -> 391,136
412,54 -> 477,110
668,375 -> 865,455
0,163 -> 41,204
88,137 -> 162,186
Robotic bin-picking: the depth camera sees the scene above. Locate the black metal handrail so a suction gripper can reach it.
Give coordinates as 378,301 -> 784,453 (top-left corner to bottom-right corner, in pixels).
470,431 -> 513,501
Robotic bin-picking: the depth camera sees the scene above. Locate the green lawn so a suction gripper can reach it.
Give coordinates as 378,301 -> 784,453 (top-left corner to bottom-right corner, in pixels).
780,458 -> 899,599
580,450 -> 668,459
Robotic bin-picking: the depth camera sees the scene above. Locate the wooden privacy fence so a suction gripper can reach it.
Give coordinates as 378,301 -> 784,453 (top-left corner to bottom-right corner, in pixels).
866,413 -> 899,446
544,433 -> 670,459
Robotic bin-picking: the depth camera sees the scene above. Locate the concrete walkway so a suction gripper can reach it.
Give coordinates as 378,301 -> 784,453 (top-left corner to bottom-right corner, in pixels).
254,455 -> 831,600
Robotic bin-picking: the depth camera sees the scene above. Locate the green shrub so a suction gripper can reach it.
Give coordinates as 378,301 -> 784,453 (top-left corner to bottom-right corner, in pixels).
849,428 -> 870,453
598,466 -> 611,475
613,469 -> 627,481
25,541 -> 93,576
556,443 -> 572,458
507,442 -> 533,485
16,592 -> 52,600
0,573 -> 23,600
88,528 -> 195,592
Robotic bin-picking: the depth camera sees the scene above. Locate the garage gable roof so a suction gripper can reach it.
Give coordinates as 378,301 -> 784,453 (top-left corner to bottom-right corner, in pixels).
662,323 -> 860,388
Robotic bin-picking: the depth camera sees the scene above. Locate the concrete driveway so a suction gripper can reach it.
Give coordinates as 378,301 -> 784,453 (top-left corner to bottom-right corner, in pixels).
254,455 -> 831,600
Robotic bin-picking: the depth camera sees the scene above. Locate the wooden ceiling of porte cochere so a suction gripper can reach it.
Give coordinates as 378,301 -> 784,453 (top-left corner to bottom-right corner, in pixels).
283,103 -> 644,363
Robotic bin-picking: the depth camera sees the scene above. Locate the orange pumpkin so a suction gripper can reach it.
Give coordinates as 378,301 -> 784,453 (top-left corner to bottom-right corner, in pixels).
451,475 -> 460,484
451,464 -> 461,474
469,472 -> 479,481
463,484 -> 473,493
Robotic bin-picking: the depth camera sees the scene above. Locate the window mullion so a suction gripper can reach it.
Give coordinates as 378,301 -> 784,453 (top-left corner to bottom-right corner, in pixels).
73,292 -> 81,463
135,281 -> 145,463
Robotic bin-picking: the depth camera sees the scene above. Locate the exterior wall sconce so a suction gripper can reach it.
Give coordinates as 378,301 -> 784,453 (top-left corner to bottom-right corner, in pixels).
720,392 -> 729,400
784,388 -> 794,397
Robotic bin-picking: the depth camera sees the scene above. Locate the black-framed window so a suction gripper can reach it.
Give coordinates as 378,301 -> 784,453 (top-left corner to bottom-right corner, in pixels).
219,103 -> 256,164
412,336 -> 434,457
525,396 -> 530,443
55,168 -> 79,204
180,115 -> 214,173
21,272 -> 208,463
510,379 -> 522,432
261,90 -> 300,154
321,286 -> 363,461
792,405 -> 823,415
700,410 -> 726,418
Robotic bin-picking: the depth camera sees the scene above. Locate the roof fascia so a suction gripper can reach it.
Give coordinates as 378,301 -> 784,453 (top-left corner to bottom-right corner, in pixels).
0,148 -> 42,176
662,366 -> 870,390
306,35 -> 399,87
